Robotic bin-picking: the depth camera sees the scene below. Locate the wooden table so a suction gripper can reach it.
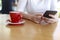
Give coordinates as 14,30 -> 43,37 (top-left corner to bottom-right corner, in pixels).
0,14 -> 60,40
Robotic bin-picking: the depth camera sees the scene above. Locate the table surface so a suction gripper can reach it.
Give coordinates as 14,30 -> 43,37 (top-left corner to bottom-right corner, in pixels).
0,14 -> 60,40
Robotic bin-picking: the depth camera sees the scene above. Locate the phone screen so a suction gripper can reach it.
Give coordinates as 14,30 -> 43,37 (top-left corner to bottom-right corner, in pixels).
43,10 -> 57,18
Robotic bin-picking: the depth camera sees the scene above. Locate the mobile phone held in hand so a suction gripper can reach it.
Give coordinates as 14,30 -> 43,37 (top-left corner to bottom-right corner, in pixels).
43,10 -> 57,18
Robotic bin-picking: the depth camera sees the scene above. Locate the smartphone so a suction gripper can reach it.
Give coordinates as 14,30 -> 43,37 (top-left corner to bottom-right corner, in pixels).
43,10 -> 57,18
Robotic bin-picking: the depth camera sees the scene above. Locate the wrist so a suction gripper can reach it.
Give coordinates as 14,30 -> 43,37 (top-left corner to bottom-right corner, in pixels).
26,14 -> 33,20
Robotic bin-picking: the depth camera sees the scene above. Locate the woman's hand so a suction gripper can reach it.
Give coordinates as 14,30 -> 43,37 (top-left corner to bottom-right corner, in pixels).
30,14 -> 43,24
22,12 -> 57,24
21,12 -> 43,24
41,14 -> 57,24
31,15 -> 42,24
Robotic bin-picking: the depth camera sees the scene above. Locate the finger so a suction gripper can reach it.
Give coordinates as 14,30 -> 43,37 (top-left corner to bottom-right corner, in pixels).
36,16 -> 43,24
41,16 -> 49,20
31,16 -> 40,24
34,16 -> 42,23
49,14 -> 55,19
45,19 -> 57,24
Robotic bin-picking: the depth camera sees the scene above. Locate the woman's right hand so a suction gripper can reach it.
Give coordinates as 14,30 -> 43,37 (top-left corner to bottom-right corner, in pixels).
30,14 -> 43,24
21,12 -> 43,24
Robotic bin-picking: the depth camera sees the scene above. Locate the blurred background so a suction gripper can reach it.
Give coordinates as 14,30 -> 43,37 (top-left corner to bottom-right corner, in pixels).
0,0 -> 60,17
0,0 -> 18,11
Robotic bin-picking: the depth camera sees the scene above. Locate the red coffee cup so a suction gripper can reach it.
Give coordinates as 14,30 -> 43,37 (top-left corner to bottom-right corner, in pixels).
9,11 -> 22,23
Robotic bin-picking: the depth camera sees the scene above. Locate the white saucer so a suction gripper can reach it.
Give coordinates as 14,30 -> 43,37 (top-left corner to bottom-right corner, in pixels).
7,20 -> 25,24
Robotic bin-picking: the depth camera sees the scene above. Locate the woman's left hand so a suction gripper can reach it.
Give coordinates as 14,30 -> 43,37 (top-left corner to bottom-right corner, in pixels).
41,14 -> 57,24
49,14 -> 55,19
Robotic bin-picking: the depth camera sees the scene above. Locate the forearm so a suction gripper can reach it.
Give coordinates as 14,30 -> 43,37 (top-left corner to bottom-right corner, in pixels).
21,12 -> 33,20
21,12 -> 43,19
21,12 -> 44,24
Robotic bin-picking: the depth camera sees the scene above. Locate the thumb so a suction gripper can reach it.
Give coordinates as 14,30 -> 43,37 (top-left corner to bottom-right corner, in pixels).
49,14 -> 55,19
